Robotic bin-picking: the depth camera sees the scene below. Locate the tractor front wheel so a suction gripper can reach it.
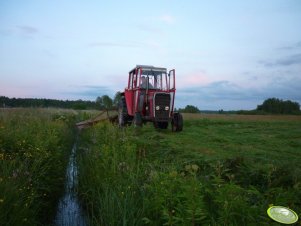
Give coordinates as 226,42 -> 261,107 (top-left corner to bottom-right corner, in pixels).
171,112 -> 183,132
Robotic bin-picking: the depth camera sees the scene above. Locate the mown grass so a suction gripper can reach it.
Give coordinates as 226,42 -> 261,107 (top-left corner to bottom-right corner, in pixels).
77,114 -> 301,225
0,108 -> 82,226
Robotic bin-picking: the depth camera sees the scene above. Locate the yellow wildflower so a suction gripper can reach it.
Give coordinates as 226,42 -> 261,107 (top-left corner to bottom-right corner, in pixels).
191,164 -> 199,172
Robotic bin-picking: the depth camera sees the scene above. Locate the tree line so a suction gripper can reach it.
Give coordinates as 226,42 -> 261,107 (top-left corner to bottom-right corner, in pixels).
177,98 -> 300,115
0,94 -> 121,110
0,96 -> 98,109
256,98 -> 300,114
1,95 -> 300,114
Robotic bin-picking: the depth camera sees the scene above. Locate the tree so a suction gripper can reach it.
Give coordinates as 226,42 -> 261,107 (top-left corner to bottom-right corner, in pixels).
257,98 -> 300,114
101,95 -> 113,109
95,96 -> 102,104
113,91 -> 122,107
95,96 -> 103,109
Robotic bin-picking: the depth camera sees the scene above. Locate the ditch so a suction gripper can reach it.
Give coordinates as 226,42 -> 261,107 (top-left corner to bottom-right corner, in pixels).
54,141 -> 87,226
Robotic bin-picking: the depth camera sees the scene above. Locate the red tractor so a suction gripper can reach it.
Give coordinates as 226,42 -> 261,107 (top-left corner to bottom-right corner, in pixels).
118,65 -> 183,131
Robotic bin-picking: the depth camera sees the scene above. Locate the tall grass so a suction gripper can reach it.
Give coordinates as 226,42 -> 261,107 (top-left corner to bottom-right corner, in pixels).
78,116 -> 301,225
0,108 -> 77,226
78,123 -> 146,225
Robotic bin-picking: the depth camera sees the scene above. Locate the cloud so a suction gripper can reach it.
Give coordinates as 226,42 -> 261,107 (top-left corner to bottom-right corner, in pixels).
1,25 -> 39,37
136,24 -> 163,34
177,70 -> 209,87
0,29 -> 13,36
259,53 -> 301,67
159,14 -> 175,24
260,76 -> 301,102
180,81 -> 256,101
176,78 -> 301,110
62,85 -> 114,100
88,41 -> 142,48
17,25 -> 39,35
88,40 -> 162,50
278,41 -> 301,50
42,49 -> 57,58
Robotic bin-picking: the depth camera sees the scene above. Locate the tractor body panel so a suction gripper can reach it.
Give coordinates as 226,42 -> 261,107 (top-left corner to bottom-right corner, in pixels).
124,89 -> 134,115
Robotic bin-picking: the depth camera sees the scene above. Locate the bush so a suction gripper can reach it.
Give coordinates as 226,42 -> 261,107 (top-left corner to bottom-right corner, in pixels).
179,105 -> 200,113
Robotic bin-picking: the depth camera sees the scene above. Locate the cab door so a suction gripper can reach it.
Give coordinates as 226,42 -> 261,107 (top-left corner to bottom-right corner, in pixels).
133,68 -> 142,113
168,69 -> 176,114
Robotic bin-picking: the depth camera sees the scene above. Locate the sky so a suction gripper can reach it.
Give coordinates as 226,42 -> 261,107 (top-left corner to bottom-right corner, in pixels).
0,0 -> 301,110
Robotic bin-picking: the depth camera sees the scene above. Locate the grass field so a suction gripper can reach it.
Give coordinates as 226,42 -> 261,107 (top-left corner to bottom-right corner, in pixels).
77,113 -> 301,225
1,109 -> 300,225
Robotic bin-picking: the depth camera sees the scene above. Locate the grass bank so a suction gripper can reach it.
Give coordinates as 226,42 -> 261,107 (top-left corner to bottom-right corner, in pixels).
0,108 -> 83,225
77,115 -> 301,225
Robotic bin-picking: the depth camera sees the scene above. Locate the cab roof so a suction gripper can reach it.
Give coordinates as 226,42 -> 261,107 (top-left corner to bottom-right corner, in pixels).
129,65 -> 167,74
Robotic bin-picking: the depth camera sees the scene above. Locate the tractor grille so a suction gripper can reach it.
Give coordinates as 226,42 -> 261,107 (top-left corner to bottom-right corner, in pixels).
154,93 -> 170,121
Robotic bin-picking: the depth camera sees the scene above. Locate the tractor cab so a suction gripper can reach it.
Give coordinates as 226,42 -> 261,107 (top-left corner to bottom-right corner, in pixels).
118,65 -> 183,131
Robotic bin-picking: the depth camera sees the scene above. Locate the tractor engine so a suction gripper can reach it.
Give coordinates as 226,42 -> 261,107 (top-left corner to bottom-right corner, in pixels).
154,93 -> 170,121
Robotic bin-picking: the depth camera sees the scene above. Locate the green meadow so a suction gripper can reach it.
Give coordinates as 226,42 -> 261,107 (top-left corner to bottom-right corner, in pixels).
1,109 -> 300,225
77,114 -> 301,225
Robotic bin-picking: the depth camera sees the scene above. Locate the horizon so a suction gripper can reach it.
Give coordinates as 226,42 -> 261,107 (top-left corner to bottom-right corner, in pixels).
2,95 -> 300,112
1,0 -> 301,110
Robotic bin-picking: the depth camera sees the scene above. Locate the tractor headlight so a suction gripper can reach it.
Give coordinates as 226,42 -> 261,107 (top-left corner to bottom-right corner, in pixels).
165,106 -> 169,111
156,106 -> 160,110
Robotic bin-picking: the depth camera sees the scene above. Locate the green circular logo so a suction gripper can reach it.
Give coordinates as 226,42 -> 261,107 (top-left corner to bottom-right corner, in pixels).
267,206 -> 298,224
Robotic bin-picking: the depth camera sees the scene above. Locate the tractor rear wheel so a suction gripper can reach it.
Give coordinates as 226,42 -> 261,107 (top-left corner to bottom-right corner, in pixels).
118,97 -> 129,127
171,112 -> 183,132
154,121 -> 168,129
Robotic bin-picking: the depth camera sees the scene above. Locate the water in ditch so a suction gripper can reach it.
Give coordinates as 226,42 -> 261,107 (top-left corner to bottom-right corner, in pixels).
54,143 -> 87,226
